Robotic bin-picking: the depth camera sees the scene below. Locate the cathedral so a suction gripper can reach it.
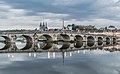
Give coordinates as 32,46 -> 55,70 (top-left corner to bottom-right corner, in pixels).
39,22 -> 48,31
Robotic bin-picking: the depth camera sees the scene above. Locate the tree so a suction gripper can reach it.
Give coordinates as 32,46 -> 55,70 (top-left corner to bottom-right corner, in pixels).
72,24 -> 76,30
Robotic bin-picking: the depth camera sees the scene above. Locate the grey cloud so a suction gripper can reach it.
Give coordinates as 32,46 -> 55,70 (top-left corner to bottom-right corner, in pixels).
0,0 -> 120,29
2,0 -> 116,20
2,0 -> 119,20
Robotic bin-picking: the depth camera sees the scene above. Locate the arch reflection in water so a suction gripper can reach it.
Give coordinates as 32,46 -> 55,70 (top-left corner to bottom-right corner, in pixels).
38,41 -> 53,50
56,41 -> 70,50
74,41 -> 83,48
106,37 -> 111,45
103,44 -> 120,52
38,34 -> 53,50
98,37 -> 103,46
0,36 -> 11,50
113,37 -> 117,44
16,35 -> 33,50
87,36 -> 95,47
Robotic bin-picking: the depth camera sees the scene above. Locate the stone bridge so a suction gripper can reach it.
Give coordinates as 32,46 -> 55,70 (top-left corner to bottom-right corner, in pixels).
0,32 -> 118,52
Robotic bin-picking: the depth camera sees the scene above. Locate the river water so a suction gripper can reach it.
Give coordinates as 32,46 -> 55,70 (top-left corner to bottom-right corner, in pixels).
0,40 -> 120,74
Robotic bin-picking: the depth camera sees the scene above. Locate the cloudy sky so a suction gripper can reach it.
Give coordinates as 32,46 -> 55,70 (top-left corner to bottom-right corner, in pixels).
0,0 -> 120,30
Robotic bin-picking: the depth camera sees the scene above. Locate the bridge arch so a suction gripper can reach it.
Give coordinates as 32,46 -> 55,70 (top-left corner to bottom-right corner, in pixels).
1,36 -> 11,43
74,35 -> 83,42
0,36 -> 11,50
87,36 -> 95,47
22,35 -> 33,43
57,34 -> 70,41
39,34 -> 52,41
16,35 -> 33,50
43,34 -> 52,41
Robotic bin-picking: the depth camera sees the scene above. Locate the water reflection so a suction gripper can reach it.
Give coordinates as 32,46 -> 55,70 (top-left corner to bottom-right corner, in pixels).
106,37 -> 111,45
87,36 -> 95,47
16,41 -> 26,50
38,41 -> 53,50
74,41 -> 83,48
98,37 -> 103,46
0,44 -> 120,74
58,42 -> 70,50
0,38 -> 120,74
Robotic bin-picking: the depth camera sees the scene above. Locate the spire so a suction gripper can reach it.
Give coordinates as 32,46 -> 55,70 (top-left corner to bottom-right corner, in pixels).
45,22 -> 47,27
62,19 -> 65,29
62,19 -> 66,30
39,22 -> 42,27
39,22 -> 42,31
43,22 -> 45,26
45,22 -> 48,30
42,22 -> 45,31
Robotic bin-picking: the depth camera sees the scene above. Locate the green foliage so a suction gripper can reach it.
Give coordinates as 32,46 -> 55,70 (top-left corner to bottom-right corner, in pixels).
72,24 -> 76,30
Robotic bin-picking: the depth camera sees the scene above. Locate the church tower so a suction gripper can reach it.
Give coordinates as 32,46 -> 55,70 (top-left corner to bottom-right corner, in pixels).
39,22 -> 42,31
45,22 -> 48,31
43,22 -> 45,31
